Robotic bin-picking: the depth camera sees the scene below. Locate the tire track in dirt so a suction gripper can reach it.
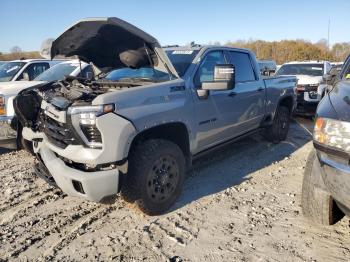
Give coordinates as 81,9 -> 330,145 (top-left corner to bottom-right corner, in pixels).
41,204 -> 120,260
0,188 -> 61,224
1,201 -> 102,260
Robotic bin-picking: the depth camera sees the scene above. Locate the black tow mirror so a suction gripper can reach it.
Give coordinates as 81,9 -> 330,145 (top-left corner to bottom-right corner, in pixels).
201,64 -> 235,91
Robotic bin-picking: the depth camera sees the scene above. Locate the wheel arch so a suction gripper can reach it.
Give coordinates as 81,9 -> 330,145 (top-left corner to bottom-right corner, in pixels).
278,95 -> 294,115
127,122 -> 192,169
261,95 -> 295,127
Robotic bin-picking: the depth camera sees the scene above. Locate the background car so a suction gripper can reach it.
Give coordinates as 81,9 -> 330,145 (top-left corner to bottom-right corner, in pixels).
276,60 -> 331,115
0,59 -> 61,82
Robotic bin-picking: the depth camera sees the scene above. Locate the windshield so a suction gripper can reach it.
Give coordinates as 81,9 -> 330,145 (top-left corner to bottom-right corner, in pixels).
105,67 -> 171,82
276,64 -> 324,77
35,63 -> 78,81
166,50 -> 199,77
0,62 -> 26,82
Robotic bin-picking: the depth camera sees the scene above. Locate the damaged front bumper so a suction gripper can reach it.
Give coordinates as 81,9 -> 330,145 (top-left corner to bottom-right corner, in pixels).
0,116 -> 18,149
36,142 -> 120,202
22,111 -> 136,202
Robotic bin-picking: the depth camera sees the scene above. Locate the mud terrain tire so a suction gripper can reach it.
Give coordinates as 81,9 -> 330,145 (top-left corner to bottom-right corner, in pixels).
264,106 -> 290,143
122,139 -> 186,215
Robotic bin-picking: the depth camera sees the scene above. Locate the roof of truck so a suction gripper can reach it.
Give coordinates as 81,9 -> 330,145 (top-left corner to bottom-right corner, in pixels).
163,44 -> 252,53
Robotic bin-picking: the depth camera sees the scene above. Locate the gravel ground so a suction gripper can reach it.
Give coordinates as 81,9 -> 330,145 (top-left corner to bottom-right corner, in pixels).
0,118 -> 349,261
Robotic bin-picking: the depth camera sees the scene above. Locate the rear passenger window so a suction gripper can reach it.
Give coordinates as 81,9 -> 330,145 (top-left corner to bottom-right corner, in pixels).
228,52 -> 256,82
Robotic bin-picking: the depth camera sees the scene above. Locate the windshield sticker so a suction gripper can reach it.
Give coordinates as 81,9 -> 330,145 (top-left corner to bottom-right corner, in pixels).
172,50 -> 194,55
346,74 -> 350,79
311,67 -> 323,70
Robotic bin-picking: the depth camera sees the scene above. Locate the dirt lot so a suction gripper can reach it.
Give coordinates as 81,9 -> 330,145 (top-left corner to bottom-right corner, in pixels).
0,118 -> 349,261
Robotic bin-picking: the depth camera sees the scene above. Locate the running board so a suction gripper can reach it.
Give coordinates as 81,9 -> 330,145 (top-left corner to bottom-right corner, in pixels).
192,128 -> 263,162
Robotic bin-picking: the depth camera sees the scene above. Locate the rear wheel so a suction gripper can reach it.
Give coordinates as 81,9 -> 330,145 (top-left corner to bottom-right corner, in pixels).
121,139 -> 186,215
264,106 -> 290,143
301,150 -> 344,225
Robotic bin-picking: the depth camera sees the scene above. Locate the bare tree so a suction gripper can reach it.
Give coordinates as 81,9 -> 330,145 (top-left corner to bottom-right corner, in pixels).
10,46 -> 22,54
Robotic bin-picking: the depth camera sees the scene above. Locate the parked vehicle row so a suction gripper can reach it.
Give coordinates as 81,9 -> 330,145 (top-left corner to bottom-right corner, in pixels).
13,17 -> 297,215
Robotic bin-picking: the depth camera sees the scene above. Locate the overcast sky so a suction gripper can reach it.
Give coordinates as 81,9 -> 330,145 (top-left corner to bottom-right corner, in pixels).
1,0 -> 349,52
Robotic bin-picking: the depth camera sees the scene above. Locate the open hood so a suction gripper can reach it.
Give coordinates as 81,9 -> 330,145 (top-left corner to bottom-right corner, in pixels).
50,17 -> 178,76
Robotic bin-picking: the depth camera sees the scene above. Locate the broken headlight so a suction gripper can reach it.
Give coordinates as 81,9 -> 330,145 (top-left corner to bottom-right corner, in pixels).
314,117 -> 350,153
68,104 -> 115,148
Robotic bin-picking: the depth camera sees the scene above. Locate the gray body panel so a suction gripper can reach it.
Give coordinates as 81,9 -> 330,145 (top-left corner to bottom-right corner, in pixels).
95,46 -> 297,157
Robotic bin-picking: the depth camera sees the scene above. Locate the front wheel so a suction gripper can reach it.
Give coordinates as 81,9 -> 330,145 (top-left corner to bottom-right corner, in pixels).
264,106 -> 290,143
301,150 -> 344,225
121,139 -> 186,215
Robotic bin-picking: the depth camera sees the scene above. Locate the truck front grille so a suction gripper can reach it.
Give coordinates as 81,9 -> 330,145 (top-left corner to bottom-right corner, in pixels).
40,113 -> 79,149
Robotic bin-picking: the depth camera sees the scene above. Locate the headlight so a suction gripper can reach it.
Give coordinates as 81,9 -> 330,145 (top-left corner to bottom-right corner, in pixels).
314,117 -> 350,153
68,104 -> 115,148
68,104 -> 115,125
0,96 -> 6,116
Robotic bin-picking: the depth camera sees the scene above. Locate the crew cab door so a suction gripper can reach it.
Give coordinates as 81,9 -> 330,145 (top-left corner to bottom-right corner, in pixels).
225,50 -> 266,135
192,49 -> 265,153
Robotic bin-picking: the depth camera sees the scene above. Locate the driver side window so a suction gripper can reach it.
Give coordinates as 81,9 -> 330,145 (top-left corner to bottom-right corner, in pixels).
194,51 -> 227,88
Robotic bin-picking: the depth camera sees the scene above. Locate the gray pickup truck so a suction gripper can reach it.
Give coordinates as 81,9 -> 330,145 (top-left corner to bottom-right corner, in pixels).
14,17 -> 297,215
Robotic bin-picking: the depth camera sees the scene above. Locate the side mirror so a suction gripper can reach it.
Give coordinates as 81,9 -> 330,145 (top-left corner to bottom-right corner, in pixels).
201,64 -> 235,91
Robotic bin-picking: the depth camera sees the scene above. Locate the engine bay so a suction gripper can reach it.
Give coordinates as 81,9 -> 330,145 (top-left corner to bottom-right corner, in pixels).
13,76 -> 143,130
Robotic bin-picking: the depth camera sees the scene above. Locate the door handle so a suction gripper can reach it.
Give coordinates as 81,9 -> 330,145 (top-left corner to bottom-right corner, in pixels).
257,87 -> 264,92
228,91 -> 237,97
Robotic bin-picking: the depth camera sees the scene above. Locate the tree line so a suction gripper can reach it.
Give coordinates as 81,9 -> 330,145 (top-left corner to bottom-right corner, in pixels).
0,46 -> 41,61
225,39 -> 350,64
1,40 -> 349,65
